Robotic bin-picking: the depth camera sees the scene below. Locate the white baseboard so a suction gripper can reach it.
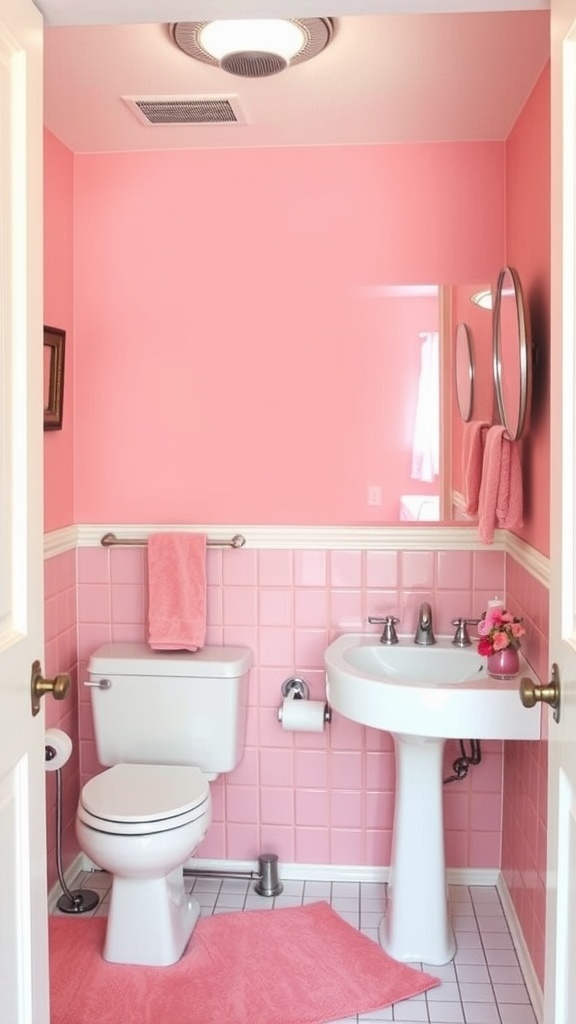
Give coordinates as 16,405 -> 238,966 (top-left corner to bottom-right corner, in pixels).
497,873 -> 543,1024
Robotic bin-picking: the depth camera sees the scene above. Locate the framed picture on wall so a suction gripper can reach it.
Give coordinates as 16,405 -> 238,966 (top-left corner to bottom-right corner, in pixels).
43,325 -> 65,430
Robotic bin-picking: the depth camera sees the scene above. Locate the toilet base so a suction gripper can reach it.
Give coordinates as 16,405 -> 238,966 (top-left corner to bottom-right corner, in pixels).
104,867 -> 201,966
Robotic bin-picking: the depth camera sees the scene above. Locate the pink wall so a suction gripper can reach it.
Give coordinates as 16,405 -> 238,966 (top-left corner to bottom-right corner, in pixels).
500,64 -> 551,990
43,130 -> 75,533
505,64 -> 551,560
72,142 -> 505,526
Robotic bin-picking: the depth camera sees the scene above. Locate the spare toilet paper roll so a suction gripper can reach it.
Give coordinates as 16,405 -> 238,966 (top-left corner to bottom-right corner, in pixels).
44,728 -> 72,772
280,698 -> 326,733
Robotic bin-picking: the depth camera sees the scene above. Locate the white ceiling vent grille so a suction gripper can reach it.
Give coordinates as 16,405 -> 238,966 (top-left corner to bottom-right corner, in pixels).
123,95 -> 247,126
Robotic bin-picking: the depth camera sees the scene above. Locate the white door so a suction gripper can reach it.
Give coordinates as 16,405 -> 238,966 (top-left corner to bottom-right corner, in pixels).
0,0 -> 48,1021
546,2 -> 576,1022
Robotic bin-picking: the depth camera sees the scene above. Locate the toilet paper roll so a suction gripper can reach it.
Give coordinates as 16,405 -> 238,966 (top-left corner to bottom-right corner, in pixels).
44,728 -> 72,772
280,698 -> 327,733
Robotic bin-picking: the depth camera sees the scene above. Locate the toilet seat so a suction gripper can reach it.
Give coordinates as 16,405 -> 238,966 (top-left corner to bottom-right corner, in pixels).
78,763 -> 210,836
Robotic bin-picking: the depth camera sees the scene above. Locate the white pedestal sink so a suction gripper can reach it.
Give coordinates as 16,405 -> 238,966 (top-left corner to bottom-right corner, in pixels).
324,633 -> 541,965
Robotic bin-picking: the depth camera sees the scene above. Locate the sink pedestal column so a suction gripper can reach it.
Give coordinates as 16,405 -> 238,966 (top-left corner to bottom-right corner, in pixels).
379,732 -> 455,965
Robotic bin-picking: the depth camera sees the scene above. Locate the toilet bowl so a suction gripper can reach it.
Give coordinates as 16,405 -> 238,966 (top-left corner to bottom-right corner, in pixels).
76,641 -> 252,966
77,763 -> 211,965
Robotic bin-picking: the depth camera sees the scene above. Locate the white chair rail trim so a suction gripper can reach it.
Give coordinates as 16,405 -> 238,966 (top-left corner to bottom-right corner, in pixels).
44,523 -> 549,586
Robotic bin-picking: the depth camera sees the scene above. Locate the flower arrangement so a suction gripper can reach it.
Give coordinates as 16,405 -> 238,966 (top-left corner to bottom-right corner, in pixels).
477,608 -> 526,656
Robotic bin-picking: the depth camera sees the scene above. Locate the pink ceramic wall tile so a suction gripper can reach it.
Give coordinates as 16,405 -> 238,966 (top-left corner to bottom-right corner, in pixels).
329,589 -> 364,632
434,590 -> 477,635
469,793 -> 503,832
364,829 -> 392,866
258,824 -> 295,863
110,584 -> 146,624
473,550 -> 506,593
228,747 -> 259,788
468,831 -> 501,867
365,749 -> 395,789
110,548 -> 146,585
294,588 -> 328,627
443,790 -> 471,831
259,748 -> 294,787
77,623 -> 112,661
330,829 -> 363,865
258,589 -> 292,626
77,583 -> 111,623
294,550 -> 327,587
295,827 -> 330,864
330,791 -> 362,829
295,789 -> 329,827
222,548 -> 257,587
77,546 -> 110,584
260,788 -> 294,826
400,550 -> 435,589
294,750 -> 329,788
225,785 -> 259,824
258,550 -> 293,586
294,628 -> 330,667
330,750 -> 363,790
329,550 -> 363,588
364,791 -> 395,830
444,829 -> 469,867
436,550 -> 474,590
258,626 -> 294,666
365,550 -> 399,589
223,587 -> 258,626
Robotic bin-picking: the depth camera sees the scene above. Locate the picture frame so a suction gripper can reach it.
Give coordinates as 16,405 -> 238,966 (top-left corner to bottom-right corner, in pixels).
43,326 -> 65,430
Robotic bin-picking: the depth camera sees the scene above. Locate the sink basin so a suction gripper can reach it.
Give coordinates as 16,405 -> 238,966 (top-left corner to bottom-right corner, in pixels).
324,632 -> 542,965
325,633 -> 540,740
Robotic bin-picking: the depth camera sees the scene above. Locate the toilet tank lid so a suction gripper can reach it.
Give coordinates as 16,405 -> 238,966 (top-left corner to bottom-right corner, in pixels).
88,642 -> 252,678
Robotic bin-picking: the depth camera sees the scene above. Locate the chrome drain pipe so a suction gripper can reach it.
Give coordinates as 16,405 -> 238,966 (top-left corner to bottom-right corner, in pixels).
184,853 -> 283,897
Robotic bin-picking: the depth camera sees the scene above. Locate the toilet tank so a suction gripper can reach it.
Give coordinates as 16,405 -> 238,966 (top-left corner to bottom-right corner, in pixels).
87,642 -> 251,777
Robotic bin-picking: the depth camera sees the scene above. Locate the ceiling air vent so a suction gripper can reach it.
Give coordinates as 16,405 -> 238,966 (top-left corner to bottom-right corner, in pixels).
123,95 -> 247,126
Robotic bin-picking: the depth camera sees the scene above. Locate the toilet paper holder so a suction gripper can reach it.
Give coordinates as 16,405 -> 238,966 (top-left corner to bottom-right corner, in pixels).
281,676 -> 310,701
278,676 -> 332,723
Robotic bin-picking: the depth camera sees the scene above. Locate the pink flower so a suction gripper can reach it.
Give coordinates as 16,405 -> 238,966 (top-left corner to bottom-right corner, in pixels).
476,608 -> 525,657
492,631 -> 510,651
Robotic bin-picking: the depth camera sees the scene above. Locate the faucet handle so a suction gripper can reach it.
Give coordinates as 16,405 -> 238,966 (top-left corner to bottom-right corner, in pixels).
369,615 -> 400,645
451,617 -> 481,647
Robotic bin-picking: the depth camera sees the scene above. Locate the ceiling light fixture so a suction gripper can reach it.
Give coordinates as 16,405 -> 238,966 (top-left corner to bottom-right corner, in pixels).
470,289 -> 493,310
170,18 -> 335,79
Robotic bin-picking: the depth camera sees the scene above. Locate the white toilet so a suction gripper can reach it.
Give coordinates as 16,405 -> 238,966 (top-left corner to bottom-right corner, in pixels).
76,641 -> 251,967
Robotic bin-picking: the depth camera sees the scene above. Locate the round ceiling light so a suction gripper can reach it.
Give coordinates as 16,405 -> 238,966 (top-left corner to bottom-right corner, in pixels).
170,18 -> 335,78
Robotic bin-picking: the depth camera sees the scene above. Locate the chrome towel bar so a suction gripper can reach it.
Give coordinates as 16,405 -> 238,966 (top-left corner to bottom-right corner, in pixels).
100,531 -> 246,549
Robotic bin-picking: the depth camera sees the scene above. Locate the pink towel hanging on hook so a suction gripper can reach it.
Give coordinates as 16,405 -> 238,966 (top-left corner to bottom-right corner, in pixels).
477,426 -> 523,544
147,532 -> 207,651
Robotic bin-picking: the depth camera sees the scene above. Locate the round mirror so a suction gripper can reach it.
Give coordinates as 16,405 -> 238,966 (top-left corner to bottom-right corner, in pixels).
454,322 -> 474,422
492,266 -> 531,442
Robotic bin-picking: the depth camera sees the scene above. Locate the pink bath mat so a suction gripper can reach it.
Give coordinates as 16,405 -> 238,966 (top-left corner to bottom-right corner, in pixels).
49,900 -> 439,1024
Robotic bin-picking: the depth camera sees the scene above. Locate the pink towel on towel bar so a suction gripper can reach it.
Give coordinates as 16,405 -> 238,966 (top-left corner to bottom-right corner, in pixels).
477,426 -> 523,544
147,532 -> 207,651
461,420 -> 490,516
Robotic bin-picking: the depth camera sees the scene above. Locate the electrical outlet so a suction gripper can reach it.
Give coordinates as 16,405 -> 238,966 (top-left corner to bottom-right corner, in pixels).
368,486 -> 382,506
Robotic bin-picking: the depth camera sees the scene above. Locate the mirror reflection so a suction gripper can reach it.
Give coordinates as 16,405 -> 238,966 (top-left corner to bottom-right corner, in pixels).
493,266 -> 532,442
455,323 -> 474,423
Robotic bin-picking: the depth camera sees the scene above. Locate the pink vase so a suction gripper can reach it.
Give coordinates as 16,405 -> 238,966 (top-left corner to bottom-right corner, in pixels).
487,646 -> 520,680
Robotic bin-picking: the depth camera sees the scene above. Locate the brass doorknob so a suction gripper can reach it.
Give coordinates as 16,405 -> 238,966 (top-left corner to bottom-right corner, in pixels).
520,663 -> 561,723
30,660 -> 71,717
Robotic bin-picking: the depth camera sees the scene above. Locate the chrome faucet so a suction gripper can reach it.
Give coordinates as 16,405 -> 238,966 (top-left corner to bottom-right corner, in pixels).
368,615 -> 400,645
414,601 -> 436,646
